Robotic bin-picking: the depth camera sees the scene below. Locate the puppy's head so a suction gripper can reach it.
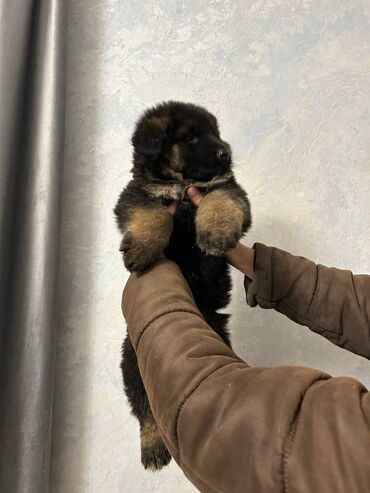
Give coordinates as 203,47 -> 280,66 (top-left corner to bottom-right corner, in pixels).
132,101 -> 232,182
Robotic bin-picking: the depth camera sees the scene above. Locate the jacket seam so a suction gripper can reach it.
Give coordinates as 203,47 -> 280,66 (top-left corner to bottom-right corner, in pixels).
255,295 -> 340,336
135,308 -> 204,350
279,303 -> 340,337
350,272 -> 362,309
175,366 -> 270,493
282,411 -> 300,493
269,247 -> 275,302
175,361 -> 246,464
281,375 -> 328,493
304,263 -> 320,318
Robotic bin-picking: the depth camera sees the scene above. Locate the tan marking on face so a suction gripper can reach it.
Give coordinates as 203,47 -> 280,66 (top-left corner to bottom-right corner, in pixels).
169,144 -> 184,171
148,116 -> 169,132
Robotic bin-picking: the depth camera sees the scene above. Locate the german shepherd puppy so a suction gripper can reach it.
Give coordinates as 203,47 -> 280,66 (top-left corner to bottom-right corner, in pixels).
114,101 -> 251,471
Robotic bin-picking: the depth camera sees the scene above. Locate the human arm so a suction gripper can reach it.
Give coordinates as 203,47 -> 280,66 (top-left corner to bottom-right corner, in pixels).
187,186 -> 370,359
122,260 -> 370,493
246,243 -> 370,359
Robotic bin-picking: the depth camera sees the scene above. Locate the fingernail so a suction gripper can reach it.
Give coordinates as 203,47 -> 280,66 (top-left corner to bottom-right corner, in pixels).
187,186 -> 198,198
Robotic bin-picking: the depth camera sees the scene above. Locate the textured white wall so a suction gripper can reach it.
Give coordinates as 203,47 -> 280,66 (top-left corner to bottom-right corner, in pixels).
51,1 -> 370,492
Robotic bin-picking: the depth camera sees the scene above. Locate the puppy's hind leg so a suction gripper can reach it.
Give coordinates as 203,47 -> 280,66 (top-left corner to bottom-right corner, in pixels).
140,408 -> 171,471
121,334 -> 171,471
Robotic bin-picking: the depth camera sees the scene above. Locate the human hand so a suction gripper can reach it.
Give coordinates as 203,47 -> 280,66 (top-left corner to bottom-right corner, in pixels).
187,186 -> 255,279
167,201 -> 178,216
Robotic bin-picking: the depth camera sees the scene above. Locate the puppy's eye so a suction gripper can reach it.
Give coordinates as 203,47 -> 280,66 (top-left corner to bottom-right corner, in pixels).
185,134 -> 198,144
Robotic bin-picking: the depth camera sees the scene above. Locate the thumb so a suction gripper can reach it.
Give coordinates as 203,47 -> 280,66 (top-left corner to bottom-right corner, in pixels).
186,186 -> 203,207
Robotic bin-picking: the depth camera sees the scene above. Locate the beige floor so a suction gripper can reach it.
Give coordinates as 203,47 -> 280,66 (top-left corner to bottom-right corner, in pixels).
51,1 -> 370,491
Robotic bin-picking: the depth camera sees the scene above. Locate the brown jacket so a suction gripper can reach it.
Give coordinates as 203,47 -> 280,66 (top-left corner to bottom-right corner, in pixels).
122,243 -> 370,493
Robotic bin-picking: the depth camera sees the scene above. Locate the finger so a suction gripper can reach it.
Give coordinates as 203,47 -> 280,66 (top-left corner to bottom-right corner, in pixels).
167,200 -> 178,216
186,186 -> 203,207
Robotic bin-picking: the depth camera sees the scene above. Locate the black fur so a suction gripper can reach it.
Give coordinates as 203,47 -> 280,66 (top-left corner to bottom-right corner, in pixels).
114,101 -> 251,470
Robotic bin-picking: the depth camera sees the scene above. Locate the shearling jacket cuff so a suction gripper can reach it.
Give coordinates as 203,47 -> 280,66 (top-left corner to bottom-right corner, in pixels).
244,243 -> 274,308
244,243 -> 370,359
244,242 -> 318,313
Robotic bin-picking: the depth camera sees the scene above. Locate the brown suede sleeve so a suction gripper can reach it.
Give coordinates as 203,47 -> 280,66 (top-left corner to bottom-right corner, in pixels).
122,260 -> 370,493
245,243 -> 370,359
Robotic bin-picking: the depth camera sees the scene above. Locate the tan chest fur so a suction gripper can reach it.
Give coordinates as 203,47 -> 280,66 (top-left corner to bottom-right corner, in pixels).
144,172 -> 233,201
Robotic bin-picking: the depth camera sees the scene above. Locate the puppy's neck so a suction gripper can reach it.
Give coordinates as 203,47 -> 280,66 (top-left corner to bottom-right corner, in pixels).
142,171 -> 234,201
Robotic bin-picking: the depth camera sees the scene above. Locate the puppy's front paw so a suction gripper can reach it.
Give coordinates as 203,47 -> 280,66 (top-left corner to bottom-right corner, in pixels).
120,208 -> 173,272
197,224 -> 241,256
196,190 -> 244,256
120,234 -> 155,272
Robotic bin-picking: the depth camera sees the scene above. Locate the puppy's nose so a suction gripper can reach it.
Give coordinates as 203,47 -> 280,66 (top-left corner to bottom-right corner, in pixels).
216,148 -> 231,162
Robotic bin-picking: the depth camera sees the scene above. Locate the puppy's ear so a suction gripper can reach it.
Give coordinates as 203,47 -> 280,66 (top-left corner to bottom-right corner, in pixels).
132,116 -> 169,158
